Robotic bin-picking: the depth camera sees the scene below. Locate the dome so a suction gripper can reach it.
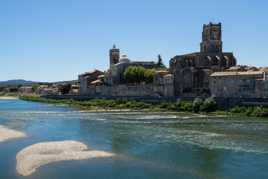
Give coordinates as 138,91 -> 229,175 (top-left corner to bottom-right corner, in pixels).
119,54 -> 130,63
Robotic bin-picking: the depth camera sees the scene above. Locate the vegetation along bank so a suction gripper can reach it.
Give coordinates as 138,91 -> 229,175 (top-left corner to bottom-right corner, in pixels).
18,95 -> 268,118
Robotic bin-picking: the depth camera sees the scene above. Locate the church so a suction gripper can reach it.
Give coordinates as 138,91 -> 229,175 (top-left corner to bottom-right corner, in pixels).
78,22 -> 238,99
170,23 -> 237,97
106,45 -> 160,85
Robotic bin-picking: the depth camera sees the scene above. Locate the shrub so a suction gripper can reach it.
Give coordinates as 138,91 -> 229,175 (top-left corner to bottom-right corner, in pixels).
200,97 -> 217,112
230,106 -> 247,113
193,98 -> 203,113
245,107 -> 254,116
179,101 -> 193,112
251,107 -> 268,117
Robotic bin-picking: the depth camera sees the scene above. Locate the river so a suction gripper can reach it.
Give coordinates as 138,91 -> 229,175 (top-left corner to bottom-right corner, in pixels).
0,98 -> 268,179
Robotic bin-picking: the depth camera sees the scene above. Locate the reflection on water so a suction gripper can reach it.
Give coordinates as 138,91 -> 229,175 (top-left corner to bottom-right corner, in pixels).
0,99 -> 268,179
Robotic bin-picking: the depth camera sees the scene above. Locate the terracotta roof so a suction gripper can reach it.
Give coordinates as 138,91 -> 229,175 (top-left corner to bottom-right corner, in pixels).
80,69 -> 103,77
90,80 -> 103,85
227,65 -> 259,72
156,70 -> 170,76
97,75 -> 105,79
260,67 -> 268,72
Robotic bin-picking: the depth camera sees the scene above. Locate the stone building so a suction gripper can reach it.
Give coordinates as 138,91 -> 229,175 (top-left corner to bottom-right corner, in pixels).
18,86 -> 34,94
78,46 -> 174,98
209,68 -> 268,98
36,85 -> 59,95
78,70 -> 104,95
170,23 -> 237,97
106,46 -> 159,85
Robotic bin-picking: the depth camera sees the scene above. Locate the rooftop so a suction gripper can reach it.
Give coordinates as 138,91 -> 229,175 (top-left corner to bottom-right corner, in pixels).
211,71 -> 264,77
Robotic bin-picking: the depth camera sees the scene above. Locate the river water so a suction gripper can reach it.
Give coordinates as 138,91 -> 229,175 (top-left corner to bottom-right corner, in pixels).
0,98 -> 268,179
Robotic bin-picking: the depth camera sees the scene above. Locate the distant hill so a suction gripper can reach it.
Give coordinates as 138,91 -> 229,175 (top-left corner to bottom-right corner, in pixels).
0,79 -> 78,86
0,79 -> 38,86
53,80 -> 78,85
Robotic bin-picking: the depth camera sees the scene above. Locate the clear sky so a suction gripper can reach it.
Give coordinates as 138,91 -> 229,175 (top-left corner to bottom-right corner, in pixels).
1,0 -> 268,82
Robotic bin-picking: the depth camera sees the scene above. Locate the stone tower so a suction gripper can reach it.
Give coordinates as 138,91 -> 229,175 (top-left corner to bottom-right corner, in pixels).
109,45 -> 120,68
200,22 -> 222,53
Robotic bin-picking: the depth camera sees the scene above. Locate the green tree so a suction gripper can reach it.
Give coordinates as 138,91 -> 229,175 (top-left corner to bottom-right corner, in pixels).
144,69 -> 155,83
124,66 -> 155,84
32,84 -> 40,92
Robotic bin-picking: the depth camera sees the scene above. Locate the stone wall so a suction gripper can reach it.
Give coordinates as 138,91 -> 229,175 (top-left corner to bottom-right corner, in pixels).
209,72 -> 268,98
80,83 -> 175,99
80,83 -> 174,98
78,70 -> 104,95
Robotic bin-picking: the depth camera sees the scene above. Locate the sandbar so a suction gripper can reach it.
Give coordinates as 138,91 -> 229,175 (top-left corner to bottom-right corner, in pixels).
16,140 -> 115,176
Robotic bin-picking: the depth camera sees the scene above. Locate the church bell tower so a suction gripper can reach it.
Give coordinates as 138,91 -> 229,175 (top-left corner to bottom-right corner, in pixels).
109,45 -> 120,68
200,22 -> 222,53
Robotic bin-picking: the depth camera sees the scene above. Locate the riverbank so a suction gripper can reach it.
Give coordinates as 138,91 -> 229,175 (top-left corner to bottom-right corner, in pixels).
17,94 -> 268,118
0,93 -> 19,98
0,96 -> 18,100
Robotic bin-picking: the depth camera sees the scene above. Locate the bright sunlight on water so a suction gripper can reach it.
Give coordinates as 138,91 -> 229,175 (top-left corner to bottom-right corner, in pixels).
0,98 -> 268,179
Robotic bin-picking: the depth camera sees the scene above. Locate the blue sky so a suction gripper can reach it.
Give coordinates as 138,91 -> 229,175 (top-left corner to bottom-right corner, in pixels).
1,0 -> 268,82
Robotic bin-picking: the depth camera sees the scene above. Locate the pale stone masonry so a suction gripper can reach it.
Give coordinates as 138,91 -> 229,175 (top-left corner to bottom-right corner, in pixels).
170,22 -> 236,97
78,22 -> 267,100
210,69 -> 268,98
78,45 -> 174,98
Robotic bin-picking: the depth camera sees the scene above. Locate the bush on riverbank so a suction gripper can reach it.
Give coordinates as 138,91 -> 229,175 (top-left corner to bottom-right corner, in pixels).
18,95 -> 268,118
193,98 -> 203,113
230,106 -> 268,117
19,95 -> 218,113
200,97 -> 217,113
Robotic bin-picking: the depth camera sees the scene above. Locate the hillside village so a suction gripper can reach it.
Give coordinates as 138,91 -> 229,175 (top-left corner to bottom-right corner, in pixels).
78,22 -> 268,100
2,22 -> 268,103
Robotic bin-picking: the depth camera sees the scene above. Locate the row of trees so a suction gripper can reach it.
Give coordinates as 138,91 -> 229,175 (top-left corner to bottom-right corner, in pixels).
123,66 -> 156,84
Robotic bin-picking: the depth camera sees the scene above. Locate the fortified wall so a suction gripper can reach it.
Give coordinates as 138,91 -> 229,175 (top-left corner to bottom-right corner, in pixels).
82,83 -> 174,98
77,23 -> 267,104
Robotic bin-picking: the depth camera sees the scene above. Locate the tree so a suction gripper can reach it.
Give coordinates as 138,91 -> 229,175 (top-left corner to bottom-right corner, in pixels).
156,54 -> 166,69
32,84 -> 40,92
144,69 -> 155,84
123,66 -> 155,84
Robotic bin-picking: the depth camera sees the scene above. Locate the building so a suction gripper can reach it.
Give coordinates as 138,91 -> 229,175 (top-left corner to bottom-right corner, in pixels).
78,22 -> 251,99
170,23 -> 237,97
36,85 -> 59,95
210,68 -> 268,98
106,46 -> 160,85
78,70 -> 104,95
18,86 -> 34,94
78,46 -> 174,98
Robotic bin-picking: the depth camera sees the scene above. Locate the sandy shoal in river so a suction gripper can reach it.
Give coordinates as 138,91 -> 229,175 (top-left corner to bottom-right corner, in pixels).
16,140 -> 115,176
0,125 -> 26,142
